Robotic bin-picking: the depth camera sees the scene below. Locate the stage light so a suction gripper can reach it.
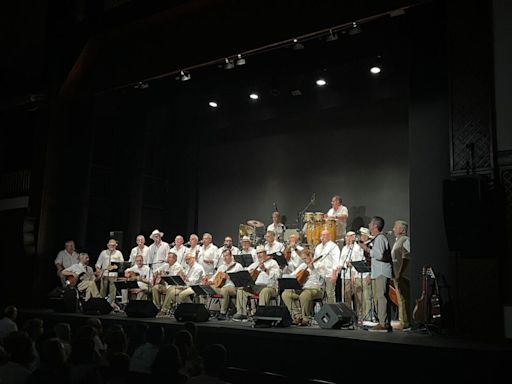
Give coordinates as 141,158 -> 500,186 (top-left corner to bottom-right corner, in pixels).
179,70 -> 191,81
224,58 -> 235,70
208,101 -> 218,108
249,93 -> 259,100
316,79 -> 327,87
325,30 -> 338,42
348,22 -> 362,35
235,54 -> 246,66
292,39 -> 304,50
370,66 -> 381,74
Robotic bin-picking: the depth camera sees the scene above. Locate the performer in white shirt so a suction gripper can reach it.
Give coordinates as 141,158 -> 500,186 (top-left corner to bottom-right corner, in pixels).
197,233 -> 218,278
147,229 -> 170,269
62,253 -> 101,301
170,235 -> 188,267
128,235 -> 149,265
124,255 -> 151,300
266,211 -> 286,243
177,253 -> 206,304
326,195 -> 349,242
207,249 -> 244,320
264,231 -> 284,255
95,239 -> 124,307
215,236 -> 240,269
282,233 -> 304,275
152,252 -> 184,315
282,247 -> 325,326
186,234 -> 201,260
239,236 -> 257,263
233,246 -> 281,320
55,240 -> 79,287
314,230 -> 340,304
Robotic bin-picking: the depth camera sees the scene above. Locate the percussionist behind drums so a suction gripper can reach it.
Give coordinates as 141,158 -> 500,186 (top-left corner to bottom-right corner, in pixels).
326,195 -> 349,245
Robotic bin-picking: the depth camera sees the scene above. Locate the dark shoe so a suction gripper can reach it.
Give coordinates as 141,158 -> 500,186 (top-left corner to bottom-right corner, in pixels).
217,313 -> 227,321
232,313 -> 247,321
368,324 -> 390,332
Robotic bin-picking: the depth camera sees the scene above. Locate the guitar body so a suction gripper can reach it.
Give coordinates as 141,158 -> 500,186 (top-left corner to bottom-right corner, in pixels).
388,281 -> 399,307
296,269 -> 309,286
412,266 -> 428,323
66,272 -> 85,287
213,272 -> 226,288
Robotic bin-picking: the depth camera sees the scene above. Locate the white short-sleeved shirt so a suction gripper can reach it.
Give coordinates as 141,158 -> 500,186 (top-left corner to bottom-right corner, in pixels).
95,250 -> 124,277
129,245 -> 149,264
55,250 -> 79,269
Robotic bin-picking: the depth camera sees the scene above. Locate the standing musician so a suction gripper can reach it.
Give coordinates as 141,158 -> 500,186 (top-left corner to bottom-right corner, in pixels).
267,211 -> 286,243
314,230 -> 341,304
239,236 -> 257,263
62,253 -> 101,301
147,229 -> 170,269
55,240 -> 79,288
282,233 -> 304,275
326,195 -> 349,243
391,220 -> 411,331
233,245 -> 281,321
359,216 -> 392,332
152,252 -> 184,315
215,236 -> 240,269
170,235 -> 188,267
282,247 -> 325,326
128,235 -> 149,265
186,234 -> 202,259
206,249 -> 243,320
95,239 -> 124,309
197,233 -> 219,278
124,255 -> 150,300
264,231 -> 285,255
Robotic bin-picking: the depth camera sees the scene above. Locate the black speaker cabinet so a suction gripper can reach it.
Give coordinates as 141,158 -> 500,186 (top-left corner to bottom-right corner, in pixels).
82,298 -> 112,315
125,300 -> 159,318
174,303 -> 210,322
314,303 -> 356,329
252,305 -> 292,328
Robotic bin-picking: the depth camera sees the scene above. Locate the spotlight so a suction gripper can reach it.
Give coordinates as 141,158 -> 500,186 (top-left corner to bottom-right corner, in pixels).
292,39 -> 304,50
316,79 -> 327,86
224,58 -> 235,70
235,54 -> 246,66
370,66 -> 381,74
179,70 -> 191,81
325,30 -> 338,42
134,81 -> 149,89
249,93 -> 259,100
208,101 -> 218,108
348,22 -> 362,35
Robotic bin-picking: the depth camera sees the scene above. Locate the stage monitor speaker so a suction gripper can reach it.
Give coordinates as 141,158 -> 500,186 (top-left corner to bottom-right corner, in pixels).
82,298 -> 112,315
315,303 -> 356,329
125,300 -> 159,318
252,305 -> 292,328
109,230 -> 124,251
174,303 -> 210,322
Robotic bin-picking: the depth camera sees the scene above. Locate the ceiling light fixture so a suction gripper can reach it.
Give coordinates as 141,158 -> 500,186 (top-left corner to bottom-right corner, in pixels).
249,93 -> 259,100
316,79 -> 327,86
235,54 -> 246,66
348,21 -> 362,35
292,39 -> 304,50
208,101 -> 218,108
179,70 -> 191,81
325,30 -> 338,42
224,58 -> 235,70
370,66 -> 381,74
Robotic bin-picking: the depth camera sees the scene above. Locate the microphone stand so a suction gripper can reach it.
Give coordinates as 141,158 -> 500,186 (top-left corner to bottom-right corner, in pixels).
297,194 -> 315,238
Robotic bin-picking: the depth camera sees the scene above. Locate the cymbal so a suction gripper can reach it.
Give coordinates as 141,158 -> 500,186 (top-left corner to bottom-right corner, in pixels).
247,219 -> 264,228
239,224 -> 255,237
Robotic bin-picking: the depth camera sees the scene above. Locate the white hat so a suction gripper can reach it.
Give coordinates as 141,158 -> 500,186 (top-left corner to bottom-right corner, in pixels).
241,236 -> 251,242
346,231 -> 356,237
255,245 -> 266,254
358,227 -> 372,237
150,229 -> 164,240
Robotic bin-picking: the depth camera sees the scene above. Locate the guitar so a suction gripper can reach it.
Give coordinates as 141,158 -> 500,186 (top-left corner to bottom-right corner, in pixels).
427,267 -> 442,323
412,266 -> 428,323
66,272 -> 86,287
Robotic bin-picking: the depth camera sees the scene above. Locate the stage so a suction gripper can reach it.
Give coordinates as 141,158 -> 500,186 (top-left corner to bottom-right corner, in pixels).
20,307 -> 512,383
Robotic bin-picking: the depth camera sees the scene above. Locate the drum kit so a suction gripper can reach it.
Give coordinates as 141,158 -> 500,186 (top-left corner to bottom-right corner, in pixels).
303,212 -> 337,246
238,219 -> 265,246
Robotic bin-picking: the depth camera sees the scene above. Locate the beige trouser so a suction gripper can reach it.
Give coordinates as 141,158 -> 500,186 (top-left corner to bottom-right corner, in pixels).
373,275 -> 390,327
236,287 -> 277,315
282,288 -> 323,321
100,276 -> 117,303
393,277 -> 411,328
212,285 -> 237,314
325,279 -> 336,304
78,280 -> 101,301
153,285 -> 183,312
352,277 -> 371,320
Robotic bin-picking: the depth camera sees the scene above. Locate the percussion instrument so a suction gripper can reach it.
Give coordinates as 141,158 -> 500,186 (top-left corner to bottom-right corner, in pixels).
313,212 -> 324,246
303,212 -> 316,246
322,218 -> 337,242
247,219 -> 265,228
239,224 -> 256,245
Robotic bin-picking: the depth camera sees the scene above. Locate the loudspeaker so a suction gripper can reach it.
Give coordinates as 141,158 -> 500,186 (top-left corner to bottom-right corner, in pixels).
82,298 -> 112,315
252,305 -> 292,328
173,303 -> 210,322
314,303 -> 356,329
125,301 -> 159,318
109,230 -> 124,251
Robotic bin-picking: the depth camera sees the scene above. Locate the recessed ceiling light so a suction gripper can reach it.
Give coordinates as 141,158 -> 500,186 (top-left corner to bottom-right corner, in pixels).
249,93 -> 259,100
370,66 -> 381,74
316,79 -> 327,86
208,101 -> 218,108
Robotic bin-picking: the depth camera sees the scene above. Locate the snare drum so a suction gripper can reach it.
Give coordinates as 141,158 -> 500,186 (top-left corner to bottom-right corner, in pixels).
323,218 -> 337,242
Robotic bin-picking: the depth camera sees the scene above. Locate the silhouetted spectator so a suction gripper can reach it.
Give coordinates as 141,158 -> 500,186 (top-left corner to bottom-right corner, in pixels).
69,337 -> 103,384
0,332 -> 35,383
173,330 -> 203,378
0,306 -> 18,340
129,325 -> 163,374
27,338 -> 70,383
187,344 -> 228,384
106,352 -> 130,384
54,323 -> 72,360
151,344 -> 187,383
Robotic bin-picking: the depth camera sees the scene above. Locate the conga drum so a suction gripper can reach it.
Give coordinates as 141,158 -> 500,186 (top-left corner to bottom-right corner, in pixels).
323,218 -> 337,242
313,212 -> 324,245
304,212 -> 315,245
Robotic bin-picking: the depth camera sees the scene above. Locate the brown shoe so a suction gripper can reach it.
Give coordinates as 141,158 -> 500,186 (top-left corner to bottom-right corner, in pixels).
292,317 -> 303,325
300,319 -> 311,327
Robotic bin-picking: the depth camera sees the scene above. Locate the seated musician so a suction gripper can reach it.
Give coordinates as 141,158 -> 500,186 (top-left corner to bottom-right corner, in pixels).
264,231 -> 284,255
152,252 -> 184,314
55,240 -> 79,288
282,233 -> 304,275
205,249 -> 243,320
282,247 -> 325,326
62,253 -> 101,301
239,236 -> 257,263
124,255 -> 150,300
156,253 -> 205,317
233,245 -> 281,321
95,239 -> 124,309
215,236 -> 240,269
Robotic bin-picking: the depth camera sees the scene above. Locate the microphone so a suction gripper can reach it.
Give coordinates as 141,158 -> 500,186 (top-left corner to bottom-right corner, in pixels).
170,242 -> 176,247
273,202 -> 278,212
386,231 -> 394,235
198,240 -> 204,246
184,241 -> 191,247
311,193 -> 316,204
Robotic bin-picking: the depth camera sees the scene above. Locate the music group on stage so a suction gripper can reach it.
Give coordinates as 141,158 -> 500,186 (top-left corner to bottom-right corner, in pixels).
55,196 -> 411,332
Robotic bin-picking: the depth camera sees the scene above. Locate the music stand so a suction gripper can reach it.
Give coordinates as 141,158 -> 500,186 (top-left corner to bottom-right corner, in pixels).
270,253 -> 288,269
191,285 -> 217,297
278,278 -> 301,291
111,261 -> 131,275
162,275 -> 186,286
228,271 -> 254,288
352,261 -> 371,274
235,254 -> 254,268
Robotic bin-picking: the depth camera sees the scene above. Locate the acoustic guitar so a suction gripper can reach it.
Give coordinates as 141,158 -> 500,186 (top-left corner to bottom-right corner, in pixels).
427,267 -> 442,324
412,266 -> 428,323
66,272 -> 85,287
